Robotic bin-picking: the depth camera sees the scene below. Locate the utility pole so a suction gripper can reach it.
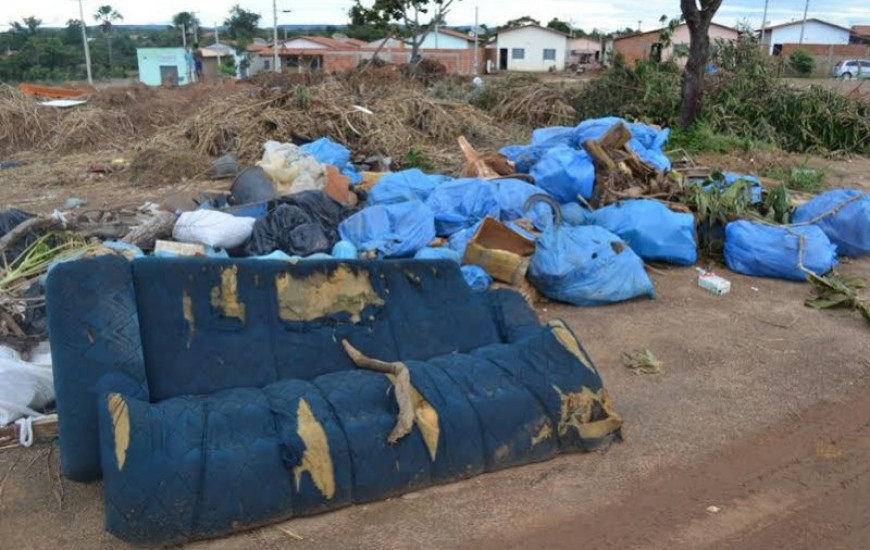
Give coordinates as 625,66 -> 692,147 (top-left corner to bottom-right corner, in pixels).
272,0 -> 279,72
799,0 -> 810,44
215,23 -> 219,44
472,5 -> 479,76
760,0 -> 770,54
76,0 -> 93,85
181,23 -> 187,48
637,20 -> 642,32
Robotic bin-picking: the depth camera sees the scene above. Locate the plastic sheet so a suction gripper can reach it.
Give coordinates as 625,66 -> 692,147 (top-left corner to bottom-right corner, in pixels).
792,189 -> 870,257
461,265 -> 492,291
300,137 -> 362,185
339,200 -> 436,257
529,146 -> 596,203
257,141 -> 326,193
367,169 -> 451,205
425,178 -> 500,236
0,346 -> 54,426
724,221 -> 837,281
588,200 -> 697,265
245,191 -> 350,257
528,224 -> 655,306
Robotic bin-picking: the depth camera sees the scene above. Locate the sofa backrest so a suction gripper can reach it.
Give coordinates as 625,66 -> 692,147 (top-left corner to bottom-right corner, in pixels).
48,256 -> 504,481
131,258 -> 502,401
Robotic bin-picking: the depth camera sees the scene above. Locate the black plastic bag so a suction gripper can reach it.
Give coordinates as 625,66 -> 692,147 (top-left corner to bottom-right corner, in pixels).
0,209 -> 32,238
245,191 -> 353,256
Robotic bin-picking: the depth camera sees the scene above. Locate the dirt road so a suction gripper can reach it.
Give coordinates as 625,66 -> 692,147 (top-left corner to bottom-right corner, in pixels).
478,390 -> 870,550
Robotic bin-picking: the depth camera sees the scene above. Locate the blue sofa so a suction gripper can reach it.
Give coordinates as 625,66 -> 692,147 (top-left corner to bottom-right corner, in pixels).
47,256 -> 622,545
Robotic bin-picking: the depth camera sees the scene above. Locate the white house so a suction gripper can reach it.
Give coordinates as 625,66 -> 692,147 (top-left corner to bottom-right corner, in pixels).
496,25 -> 568,72
760,18 -> 852,55
418,28 -> 476,49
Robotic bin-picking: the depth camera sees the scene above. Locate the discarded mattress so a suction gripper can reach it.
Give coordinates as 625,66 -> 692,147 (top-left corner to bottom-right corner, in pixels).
791,189 -> 870,258
724,221 -> 837,281
47,256 -> 621,545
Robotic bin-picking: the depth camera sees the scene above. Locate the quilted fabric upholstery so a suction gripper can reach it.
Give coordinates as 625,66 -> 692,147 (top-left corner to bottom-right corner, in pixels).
47,255 -> 149,481
48,257 -> 622,546
98,322 -> 619,545
49,258 -> 510,481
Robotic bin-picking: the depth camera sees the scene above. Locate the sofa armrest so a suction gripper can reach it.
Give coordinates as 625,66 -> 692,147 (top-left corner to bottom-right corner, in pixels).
47,255 -> 149,481
482,288 -> 542,343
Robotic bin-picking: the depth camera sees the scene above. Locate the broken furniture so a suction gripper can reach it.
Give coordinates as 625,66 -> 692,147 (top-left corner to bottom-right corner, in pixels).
47,256 -> 622,545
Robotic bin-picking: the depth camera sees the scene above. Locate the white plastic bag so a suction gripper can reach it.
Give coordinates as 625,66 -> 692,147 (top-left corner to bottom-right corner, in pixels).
257,140 -> 326,194
0,346 -> 54,426
172,210 -> 257,249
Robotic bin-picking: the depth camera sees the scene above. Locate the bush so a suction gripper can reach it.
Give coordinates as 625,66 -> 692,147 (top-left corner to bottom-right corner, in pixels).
570,36 -> 870,154
789,49 -> 815,75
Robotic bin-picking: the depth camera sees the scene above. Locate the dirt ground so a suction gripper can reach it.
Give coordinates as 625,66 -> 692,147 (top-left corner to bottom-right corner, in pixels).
0,245 -> 868,549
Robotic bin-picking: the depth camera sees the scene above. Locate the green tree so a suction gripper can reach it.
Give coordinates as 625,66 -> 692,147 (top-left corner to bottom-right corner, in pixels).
172,12 -> 200,45
788,49 -> 814,75
349,0 -> 457,68
679,0 -> 724,129
504,16 -> 539,28
224,5 -> 261,46
93,5 -> 123,69
546,18 -> 570,34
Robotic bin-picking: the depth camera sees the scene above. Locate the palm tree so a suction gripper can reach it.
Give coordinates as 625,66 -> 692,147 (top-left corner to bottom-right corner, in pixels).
172,11 -> 200,45
93,5 -> 123,68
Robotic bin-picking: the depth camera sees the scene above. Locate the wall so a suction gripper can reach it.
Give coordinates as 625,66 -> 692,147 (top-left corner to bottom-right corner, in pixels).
418,32 -> 471,50
779,43 -> 870,76
496,27 -> 568,72
614,24 -> 738,67
767,21 -> 851,55
136,48 -> 190,86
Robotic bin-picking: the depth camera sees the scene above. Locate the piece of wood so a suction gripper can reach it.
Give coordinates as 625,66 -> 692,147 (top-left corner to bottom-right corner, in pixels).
341,340 -> 414,444
121,211 -> 176,250
582,139 -> 618,172
0,217 -> 62,253
598,122 -> 632,150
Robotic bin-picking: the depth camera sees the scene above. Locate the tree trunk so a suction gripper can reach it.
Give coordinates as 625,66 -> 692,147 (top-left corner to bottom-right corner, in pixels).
107,34 -> 114,69
678,22 -> 710,129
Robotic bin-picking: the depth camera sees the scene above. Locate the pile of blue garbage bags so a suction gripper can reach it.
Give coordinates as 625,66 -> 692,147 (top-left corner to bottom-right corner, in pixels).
126,116 -> 870,304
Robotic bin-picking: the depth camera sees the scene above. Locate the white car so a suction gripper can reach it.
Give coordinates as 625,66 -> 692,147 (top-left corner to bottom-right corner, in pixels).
832,59 -> 870,79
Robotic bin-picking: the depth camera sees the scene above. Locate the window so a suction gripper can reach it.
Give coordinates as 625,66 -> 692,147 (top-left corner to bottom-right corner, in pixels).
263,59 -> 270,70
511,48 -> 525,60
543,48 -> 556,61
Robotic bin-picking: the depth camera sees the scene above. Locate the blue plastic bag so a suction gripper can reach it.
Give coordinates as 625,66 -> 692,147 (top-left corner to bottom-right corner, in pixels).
499,144 -> 550,174
414,246 -> 462,263
331,240 -> 358,259
722,173 -> 762,204
724,221 -> 837,281
792,189 -> 870,257
301,137 -> 351,167
588,200 -> 698,265
529,146 -> 596,203
572,117 -> 672,172
300,137 -> 361,185
528,225 -> 655,306
367,169 -> 452,205
493,179 -> 552,229
338,200 -> 436,258
425,178 -> 500,236
531,126 -> 575,146
461,265 -> 492,291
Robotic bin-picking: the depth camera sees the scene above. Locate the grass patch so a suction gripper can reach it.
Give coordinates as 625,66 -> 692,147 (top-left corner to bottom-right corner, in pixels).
760,159 -> 827,192
669,122 -> 770,155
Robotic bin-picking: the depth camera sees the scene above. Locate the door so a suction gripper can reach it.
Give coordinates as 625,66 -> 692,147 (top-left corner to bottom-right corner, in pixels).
499,48 -> 508,70
160,65 -> 179,87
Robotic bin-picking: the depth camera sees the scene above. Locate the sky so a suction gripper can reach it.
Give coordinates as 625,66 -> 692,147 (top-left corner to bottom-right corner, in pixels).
2,0 -> 869,33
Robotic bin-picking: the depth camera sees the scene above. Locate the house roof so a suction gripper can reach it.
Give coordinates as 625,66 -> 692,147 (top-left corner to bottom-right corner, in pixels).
497,24 -> 569,38
852,25 -> 870,38
302,35 -> 361,49
436,28 -> 476,42
614,22 -> 738,42
760,18 -> 852,33
342,38 -> 368,47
